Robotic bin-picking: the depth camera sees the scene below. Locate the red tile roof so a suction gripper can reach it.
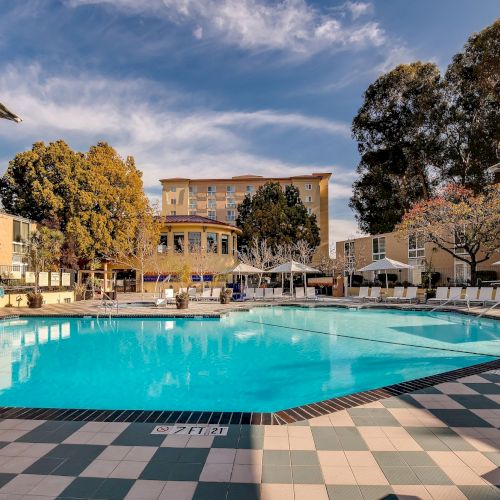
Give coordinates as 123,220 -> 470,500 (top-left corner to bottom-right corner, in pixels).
163,214 -> 236,228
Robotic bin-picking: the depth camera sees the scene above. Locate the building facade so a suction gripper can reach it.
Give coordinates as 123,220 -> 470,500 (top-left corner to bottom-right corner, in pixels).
0,212 -> 36,278
336,231 -> 500,286
159,173 -> 331,258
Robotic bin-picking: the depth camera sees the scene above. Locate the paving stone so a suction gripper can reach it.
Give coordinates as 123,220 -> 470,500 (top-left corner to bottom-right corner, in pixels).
450,395 -> 500,409
291,465 -> 323,484
290,451 -> 319,466
429,409 -> 492,428
59,477 -> 105,498
326,485 -> 363,500
193,481 -> 230,500
261,465 -> 292,483
263,450 -> 290,466
380,466 -> 421,485
92,477 -> 135,499
357,485 -> 394,499
227,482 -> 261,500
411,466 -> 453,485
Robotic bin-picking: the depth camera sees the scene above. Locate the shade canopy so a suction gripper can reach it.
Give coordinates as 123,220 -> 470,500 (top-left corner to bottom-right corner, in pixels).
492,261 -> 500,266
0,102 -> 21,123
228,262 -> 264,274
358,257 -> 413,272
269,260 -> 320,274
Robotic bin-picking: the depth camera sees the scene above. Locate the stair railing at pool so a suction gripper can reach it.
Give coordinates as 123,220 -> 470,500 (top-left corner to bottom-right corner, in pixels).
429,293 -> 470,313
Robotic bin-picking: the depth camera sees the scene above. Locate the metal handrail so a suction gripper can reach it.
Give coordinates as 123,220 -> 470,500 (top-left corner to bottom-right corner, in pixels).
476,301 -> 500,319
429,294 -> 469,313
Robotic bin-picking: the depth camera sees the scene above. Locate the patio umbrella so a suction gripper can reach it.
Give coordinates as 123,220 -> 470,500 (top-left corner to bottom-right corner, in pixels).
227,262 -> 265,289
358,257 -> 413,289
493,261 -> 500,266
0,102 -> 21,123
269,260 -> 320,295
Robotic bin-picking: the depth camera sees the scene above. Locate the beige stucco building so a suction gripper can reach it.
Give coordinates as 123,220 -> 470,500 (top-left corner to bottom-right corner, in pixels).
336,231 -> 500,286
160,173 -> 331,258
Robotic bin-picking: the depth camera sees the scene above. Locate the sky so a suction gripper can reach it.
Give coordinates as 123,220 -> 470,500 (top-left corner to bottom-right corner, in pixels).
0,0 -> 498,249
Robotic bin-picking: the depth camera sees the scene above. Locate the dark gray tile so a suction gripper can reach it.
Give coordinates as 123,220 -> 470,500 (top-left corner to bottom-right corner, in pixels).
17,421 -> 85,443
405,428 -> 453,451
111,423 -> 164,446
326,485 -> 363,500
290,451 -> 319,466
358,485 -> 394,499
372,452 -> 407,467
348,409 -> 401,427
59,477 -> 105,499
178,447 -> 209,463
411,387 -> 442,395
168,462 -> 204,481
466,383 -> 500,395
139,460 -> 174,480
450,395 -> 500,409
263,450 -> 290,466
381,396 -> 424,409
335,428 -> 368,451
55,457 -> 100,476
23,457 -> 66,475
291,465 -> 323,484
480,374 -> 500,383
45,444 -> 106,459
0,473 -> 15,488
429,409 -> 492,427
484,452 -> 500,466
238,432 -> 263,449
213,425 -> 240,448
227,483 -> 260,500
92,478 -> 134,499
261,465 -> 292,483
311,428 -> 342,450
194,482 -> 230,500
398,451 -> 436,467
381,466 -> 421,485
430,428 -> 475,451
411,466 -> 453,485
458,485 -> 500,499
150,447 -> 183,463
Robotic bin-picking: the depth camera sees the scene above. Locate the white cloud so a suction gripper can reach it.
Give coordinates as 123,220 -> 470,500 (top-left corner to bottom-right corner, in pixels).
329,218 -> 364,249
0,64 -> 347,193
65,0 -> 385,56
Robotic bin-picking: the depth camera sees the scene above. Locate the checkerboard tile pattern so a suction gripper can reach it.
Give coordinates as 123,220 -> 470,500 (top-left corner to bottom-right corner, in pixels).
0,371 -> 499,498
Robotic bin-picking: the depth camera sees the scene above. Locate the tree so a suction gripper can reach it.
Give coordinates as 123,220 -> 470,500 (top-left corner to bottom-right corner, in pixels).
396,184 -> 500,285
0,141 -> 152,264
236,182 -> 320,249
440,19 -> 500,190
238,237 -> 274,287
350,62 -> 444,234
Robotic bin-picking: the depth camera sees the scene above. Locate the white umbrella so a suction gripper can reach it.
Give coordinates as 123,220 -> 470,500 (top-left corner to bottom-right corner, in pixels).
227,262 -> 265,291
492,261 -> 500,266
269,260 -> 320,295
358,257 -> 413,289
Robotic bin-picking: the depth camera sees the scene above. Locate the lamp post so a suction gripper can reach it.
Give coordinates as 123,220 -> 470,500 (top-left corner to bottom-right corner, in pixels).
0,102 -> 21,123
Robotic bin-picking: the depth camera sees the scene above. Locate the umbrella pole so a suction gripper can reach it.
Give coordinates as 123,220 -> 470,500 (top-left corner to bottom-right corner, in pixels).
386,271 -> 388,289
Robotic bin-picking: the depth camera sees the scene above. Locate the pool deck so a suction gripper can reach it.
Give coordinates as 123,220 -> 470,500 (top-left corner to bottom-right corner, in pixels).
0,297 -> 499,498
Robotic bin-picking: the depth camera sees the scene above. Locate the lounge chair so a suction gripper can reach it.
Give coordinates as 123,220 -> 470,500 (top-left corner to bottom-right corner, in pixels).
386,286 -> 404,302
207,287 -> 221,301
448,286 -> 463,304
427,287 -> 448,304
366,286 -> 381,301
264,288 -> 274,300
255,288 -> 265,300
273,288 -> 283,300
245,287 -> 256,300
455,286 -> 478,305
295,287 -> 305,300
199,289 -> 212,301
471,287 -> 494,306
353,286 -> 369,301
154,298 -> 166,307
306,287 -> 317,300
400,287 -> 418,303
188,287 -> 198,301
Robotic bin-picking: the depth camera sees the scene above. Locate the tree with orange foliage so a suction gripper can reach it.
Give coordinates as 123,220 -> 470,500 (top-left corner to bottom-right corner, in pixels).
397,184 -> 500,284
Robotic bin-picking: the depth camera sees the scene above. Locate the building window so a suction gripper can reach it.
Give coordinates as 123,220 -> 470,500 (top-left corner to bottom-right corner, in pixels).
221,234 -> 229,255
189,200 -> 197,209
173,233 -> 184,252
305,183 -> 312,190
189,186 -> 197,195
207,232 -> 218,253
158,233 -> 168,253
189,210 -> 197,215
306,208 -> 312,215
208,199 -> 217,209
226,185 -> 235,194
208,210 -> 217,220
305,196 -> 312,203
170,186 -> 176,192
207,185 -> 216,194
170,211 -> 176,215
227,210 -> 236,221
13,220 -> 30,254
408,233 -> 425,258
226,198 -> 236,208
171,199 -> 176,205
246,185 -> 254,194
372,237 -> 386,261
188,232 -> 201,252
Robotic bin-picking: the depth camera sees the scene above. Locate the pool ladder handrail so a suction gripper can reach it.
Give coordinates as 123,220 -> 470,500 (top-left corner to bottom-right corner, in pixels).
100,292 -> 119,319
476,300 -> 500,319
429,293 -> 469,313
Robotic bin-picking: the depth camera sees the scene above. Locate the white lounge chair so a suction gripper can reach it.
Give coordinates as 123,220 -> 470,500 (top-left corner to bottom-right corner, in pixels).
386,286 -> 404,302
273,288 -> 283,300
366,286 -> 381,301
472,287 -> 494,306
306,287 -> 317,300
427,287 -> 449,304
448,286 -> 463,304
199,289 -> 212,301
245,287 -> 256,300
295,287 -> 305,300
207,287 -> 221,301
255,288 -> 265,300
154,298 -> 166,307
188,287 -> 197,301
164,288 -> 175,304
455,286 -> 478,305
264,288 -> 274,300
400,287 -> 418,303
353,286 -> 369,301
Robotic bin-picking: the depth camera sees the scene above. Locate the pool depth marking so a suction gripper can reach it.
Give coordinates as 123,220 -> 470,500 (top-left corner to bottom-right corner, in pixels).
246,320 -> 500,358
152,425 -> 228,436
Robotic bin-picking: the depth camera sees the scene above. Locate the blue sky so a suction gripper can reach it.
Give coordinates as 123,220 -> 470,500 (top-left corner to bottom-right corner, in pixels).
0,0 -> 498,248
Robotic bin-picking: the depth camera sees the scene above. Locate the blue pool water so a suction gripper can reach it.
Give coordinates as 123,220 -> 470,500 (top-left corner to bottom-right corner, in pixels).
0,307 -> 498,412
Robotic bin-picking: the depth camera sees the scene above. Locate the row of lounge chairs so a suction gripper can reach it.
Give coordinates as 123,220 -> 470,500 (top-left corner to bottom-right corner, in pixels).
428,286 -> 497,306
245,286 -> 317,301
353,286 -> 417,303
155,287 -> 223,306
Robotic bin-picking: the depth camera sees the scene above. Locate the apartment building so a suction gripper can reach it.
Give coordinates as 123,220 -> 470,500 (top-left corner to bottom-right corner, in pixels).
160,173 -> 331,257
336,231 -> 500,286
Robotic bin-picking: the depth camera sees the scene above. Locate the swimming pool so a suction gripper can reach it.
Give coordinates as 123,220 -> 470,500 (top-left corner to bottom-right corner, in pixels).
0,307 -> 498,412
